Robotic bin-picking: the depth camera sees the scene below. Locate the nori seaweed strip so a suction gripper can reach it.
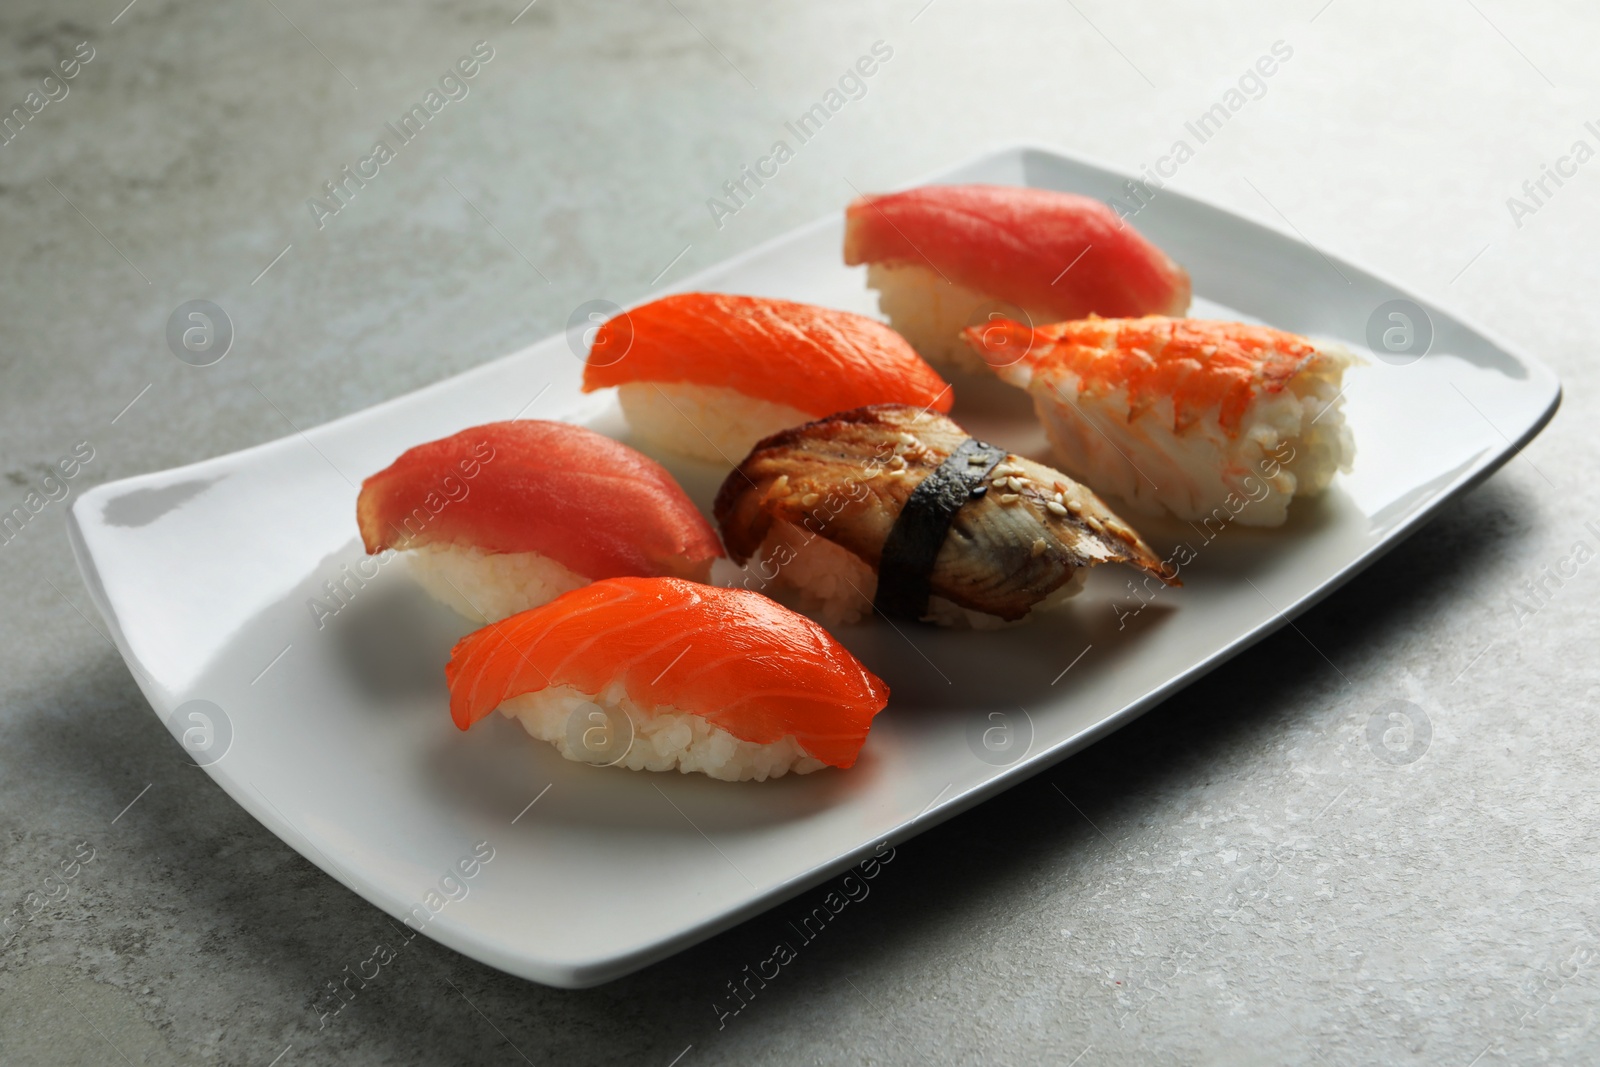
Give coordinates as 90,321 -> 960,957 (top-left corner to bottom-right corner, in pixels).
874,437 -> 1007,620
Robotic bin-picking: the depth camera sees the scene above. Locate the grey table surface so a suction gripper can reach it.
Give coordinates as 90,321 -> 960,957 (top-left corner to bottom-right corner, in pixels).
1,1 -> 1596,1064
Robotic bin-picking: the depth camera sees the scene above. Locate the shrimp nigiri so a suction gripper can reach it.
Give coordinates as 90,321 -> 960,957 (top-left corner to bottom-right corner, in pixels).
357,420 -> 722,621
964,316 -> 1357,527
446,577 -> 890,781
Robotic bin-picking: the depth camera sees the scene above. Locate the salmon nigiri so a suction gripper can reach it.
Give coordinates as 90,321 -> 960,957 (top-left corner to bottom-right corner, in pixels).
964,317 -> 1357,527
580,292 -> 952,465
446,577 -> 890,781
844,184 -> 1191,369
357,421 -> 722,622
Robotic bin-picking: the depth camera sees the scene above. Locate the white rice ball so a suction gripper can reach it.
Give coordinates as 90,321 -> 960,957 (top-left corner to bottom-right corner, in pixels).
499,683 -> 827,782
405,543 -> 589,623
866,263 -> 1056,373
404,542 -> 710,623
617,381 -> 812,465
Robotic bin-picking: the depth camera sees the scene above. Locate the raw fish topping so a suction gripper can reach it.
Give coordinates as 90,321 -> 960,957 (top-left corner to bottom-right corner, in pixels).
446,577 -> 890,768
580,292 -> 953,417
844,184 -> 1191,321
357,420 -> 722,579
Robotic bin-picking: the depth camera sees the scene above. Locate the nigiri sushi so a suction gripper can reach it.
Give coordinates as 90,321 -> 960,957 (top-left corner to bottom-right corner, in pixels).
357,420 -> 722,622
844,184 -> 1191,369
964,316 -> 1357,528
580,292 -> 952,464
446,577 -> 890,781
714,404 -> 1174,628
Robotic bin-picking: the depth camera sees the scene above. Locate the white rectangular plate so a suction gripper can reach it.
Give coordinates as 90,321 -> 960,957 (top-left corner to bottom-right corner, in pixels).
69,145 -> 1560,987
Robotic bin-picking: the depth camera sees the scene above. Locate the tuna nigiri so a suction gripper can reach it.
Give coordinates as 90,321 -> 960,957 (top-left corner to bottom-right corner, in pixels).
964,317 -> 1357,527
844,184 -> 1191,369
715,404 -> 1173,628
446,577 -> 890,781
357,420 -> 722,622
580,292 -> 953,464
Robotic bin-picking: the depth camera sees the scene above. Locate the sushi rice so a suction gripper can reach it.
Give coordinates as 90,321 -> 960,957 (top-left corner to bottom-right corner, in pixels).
498,683 -> 826,782
404,543 -> 592,624
618,381 -> 811,465
1016,345 -> 1355,527
867,263 -> 1051,373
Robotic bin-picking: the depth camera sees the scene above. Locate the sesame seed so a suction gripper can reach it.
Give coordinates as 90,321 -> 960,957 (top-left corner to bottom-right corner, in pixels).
1031,538 -> 1047,557
898,433 -> 918,445
1052,491 -> 1064,504
1006,476 -> 1024,492
1046,501 -> 1069,516
889,455 -> 906,470
967,454 -> 989,465
801,493 -> 820,506
998,492 -> 1020,504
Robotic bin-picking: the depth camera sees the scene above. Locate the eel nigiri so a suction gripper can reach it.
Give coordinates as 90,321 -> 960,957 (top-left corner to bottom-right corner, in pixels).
357,420 -> 722,622
964,316 -> 1357,528
446,577 -> 890,781
580,292 -> 953,465
843,184 -> 1191,369
714,404 -> 1174,628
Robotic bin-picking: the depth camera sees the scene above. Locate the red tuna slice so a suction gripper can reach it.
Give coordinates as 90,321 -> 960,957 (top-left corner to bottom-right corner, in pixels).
356,420 -> 723,580
844,183 -> 1191,322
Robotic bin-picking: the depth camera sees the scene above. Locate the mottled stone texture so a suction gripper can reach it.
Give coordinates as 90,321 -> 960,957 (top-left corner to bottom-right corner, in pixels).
1,1 -> 1596,1064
